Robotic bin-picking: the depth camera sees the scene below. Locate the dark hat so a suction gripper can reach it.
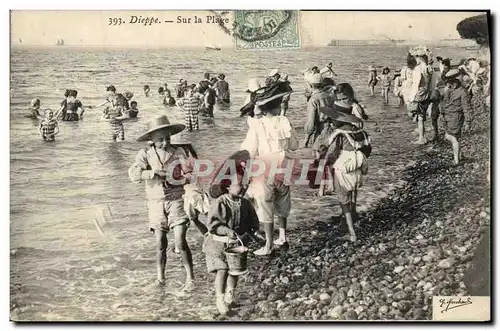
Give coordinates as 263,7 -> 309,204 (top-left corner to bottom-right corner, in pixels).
209,150 -> 250,199
239,81 -> 292,117
218,73 -> 226,80
319,104 -> 363,125
322,77 -> 335,87
106,85 -> 116,92
136,115 -> 185,142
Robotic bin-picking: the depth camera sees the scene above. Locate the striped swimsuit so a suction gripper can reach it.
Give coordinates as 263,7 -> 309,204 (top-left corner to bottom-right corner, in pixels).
182,97 -> 200,131
105,108 -> 125,141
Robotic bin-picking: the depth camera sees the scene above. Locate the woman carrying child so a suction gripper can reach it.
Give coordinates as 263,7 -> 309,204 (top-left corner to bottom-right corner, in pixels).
317,105 -> 372,242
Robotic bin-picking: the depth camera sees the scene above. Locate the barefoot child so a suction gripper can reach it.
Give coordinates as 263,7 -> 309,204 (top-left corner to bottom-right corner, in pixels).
319,105 -> 372,242
128,115 -> 195,290
368,66 -> 378,96
393,70 -> 405,106
441,69 -> 472,165
38,109 -> 59,141
378,67 -> 391,104
204,166 -> 259,315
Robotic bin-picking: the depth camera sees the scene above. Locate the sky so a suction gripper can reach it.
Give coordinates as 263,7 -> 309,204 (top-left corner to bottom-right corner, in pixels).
10,10 -> 485,47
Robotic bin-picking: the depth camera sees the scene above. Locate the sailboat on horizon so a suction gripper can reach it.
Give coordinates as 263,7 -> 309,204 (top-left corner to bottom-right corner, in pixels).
56,39 -> 65,46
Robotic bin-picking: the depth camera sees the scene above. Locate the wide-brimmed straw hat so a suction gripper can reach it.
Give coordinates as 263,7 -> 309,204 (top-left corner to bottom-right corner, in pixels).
254,81 -> 293,106
240,81 -> 292,117
209,150 -> 250,199
319,104 -> 363,125
136,115 -> 185,142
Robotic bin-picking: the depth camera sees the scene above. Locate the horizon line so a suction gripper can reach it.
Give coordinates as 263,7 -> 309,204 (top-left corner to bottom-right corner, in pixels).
11,38 -> 474,48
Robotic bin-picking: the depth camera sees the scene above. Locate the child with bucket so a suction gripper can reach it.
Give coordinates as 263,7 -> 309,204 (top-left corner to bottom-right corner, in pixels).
203,155 -> 260,316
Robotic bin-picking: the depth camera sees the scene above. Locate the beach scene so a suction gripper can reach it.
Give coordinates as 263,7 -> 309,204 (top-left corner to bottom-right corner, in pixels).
10,10 -> 491,321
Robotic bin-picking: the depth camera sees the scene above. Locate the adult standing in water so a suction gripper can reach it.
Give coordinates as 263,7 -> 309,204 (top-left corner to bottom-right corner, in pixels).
214,73 -> 231,109
55,89 -> 85,121
240,80 -> 299,255
407,47 -> 432,145
90,85 -> 130,112
401,53 -> 416,104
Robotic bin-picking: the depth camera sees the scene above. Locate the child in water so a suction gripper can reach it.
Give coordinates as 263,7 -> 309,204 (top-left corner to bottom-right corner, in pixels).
28,98 -> 43,120
393,70 -> 404,106
129,101 -> 139,118
203,169 -> 259,315
163,89 -> 176,107
378,67 -> 391,104
368,66 -> 378,96
38,109 -> 59,141
144,85 -> 150,97
102,105 -> 127,142
177,85 -> 200,131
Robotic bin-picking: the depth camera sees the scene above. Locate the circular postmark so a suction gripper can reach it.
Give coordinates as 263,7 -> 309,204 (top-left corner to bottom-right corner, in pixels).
210,10 -> 293,43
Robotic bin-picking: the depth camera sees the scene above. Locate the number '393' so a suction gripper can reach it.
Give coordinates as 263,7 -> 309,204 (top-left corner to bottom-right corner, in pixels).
109,18 -> 124,25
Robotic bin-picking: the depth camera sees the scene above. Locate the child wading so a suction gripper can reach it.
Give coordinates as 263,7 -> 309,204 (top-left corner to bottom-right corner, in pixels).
393,70 -> 405,106
240,80 -> 299,255
38,109 -> 59,142
128,115 -> 196,291
177,85 -> 200,131
28,98 -> 43,120
318,105 -> 372,242
378,67 -> 391,104
129,101 -> 139,118
204,162 -> 259,315
440,69 -> 472,165
368,66 -> 378,96
102,105 -> 127,142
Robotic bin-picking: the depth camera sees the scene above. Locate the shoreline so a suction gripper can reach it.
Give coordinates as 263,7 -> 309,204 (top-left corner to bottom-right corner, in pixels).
230,108 -> 490,321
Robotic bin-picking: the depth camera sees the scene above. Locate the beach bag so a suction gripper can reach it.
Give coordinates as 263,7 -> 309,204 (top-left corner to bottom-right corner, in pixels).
333,150 -> 368,174
329,127 -> 371,174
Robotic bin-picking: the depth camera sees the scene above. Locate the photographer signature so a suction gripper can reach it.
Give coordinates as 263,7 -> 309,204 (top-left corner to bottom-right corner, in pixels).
439,297 -> 473,313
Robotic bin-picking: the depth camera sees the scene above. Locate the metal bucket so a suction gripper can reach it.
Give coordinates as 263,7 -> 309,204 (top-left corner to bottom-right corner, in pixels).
225,237 -> 249,276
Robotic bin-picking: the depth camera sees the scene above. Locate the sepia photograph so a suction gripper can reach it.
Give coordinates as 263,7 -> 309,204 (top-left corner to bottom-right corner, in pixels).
9,8 -> 491,323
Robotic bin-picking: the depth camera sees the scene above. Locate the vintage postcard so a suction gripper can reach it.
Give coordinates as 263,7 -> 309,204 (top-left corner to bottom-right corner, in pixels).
10,10 -> 491,322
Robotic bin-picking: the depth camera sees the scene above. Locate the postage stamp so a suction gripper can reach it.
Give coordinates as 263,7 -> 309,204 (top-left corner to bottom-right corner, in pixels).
233,10 -> 300,50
